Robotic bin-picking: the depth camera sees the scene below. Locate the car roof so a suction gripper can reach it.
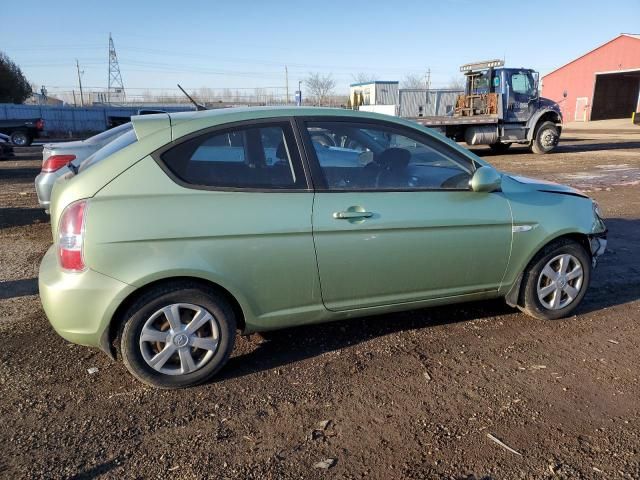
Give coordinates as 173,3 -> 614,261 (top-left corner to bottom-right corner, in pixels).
161,106 -> 427,140
130,106 -> 488,168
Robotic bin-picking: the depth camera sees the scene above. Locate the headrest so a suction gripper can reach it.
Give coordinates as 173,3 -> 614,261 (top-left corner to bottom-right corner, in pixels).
276,141 -> 287,160
377,148 -> 410,169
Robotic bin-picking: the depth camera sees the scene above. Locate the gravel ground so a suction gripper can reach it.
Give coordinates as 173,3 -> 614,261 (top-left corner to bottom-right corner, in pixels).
0,131 -> 639,479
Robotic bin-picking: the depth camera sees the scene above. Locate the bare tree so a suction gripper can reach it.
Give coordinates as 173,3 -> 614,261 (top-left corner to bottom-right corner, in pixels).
351,72 -> 377,84
447,76 -> 465,91
401,74 -> 426,89
304,72 -> 336,106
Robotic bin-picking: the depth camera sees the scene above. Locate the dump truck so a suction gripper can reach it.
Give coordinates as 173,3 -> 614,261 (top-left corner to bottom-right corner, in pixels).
413,60 -> 562,154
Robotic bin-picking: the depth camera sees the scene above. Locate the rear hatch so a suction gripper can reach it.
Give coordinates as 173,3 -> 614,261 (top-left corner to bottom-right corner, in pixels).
48,113 -> 172,238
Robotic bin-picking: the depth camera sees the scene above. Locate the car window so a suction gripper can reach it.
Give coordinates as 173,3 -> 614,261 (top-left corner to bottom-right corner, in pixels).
78,129 -> 138,172
160,123 -> 305,189
85,122 -> 133,145
305,121 -> 473,190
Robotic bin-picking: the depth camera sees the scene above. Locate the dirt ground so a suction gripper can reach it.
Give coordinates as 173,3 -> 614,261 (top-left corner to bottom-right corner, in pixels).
0,129 -> 639,480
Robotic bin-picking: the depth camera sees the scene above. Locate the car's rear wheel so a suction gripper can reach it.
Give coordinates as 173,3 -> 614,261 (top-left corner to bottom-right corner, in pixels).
120,282 -> 236,389
10,130 -> 31,146
519,239 -> 591,320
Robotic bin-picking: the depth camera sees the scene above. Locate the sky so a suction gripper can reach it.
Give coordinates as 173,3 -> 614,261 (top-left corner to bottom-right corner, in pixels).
2,0 -> 639,99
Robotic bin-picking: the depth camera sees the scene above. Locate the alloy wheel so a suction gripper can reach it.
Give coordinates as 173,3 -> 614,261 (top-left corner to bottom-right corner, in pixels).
139,303 -> 220,376
536,254 -> 584,310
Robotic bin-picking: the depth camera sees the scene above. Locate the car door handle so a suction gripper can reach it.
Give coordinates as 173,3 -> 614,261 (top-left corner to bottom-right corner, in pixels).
333,211 -> 373,219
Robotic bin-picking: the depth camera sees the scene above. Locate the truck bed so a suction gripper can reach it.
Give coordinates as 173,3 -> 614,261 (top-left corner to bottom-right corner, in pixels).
410,115 -> 499,126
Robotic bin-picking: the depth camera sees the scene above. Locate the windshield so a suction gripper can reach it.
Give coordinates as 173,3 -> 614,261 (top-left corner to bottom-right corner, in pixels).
85,122 -> 133,145
78,129 -> 137,172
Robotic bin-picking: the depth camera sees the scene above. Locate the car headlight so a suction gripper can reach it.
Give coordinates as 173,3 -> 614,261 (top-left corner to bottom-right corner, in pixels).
592,200 -> 602,219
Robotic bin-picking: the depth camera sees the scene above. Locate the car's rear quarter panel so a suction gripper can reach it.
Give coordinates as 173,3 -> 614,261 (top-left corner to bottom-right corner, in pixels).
85,156 -> 323,332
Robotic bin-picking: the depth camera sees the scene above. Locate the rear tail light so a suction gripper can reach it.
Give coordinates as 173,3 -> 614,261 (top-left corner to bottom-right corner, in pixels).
58,200 -> 88,272
35,119 -> 44,130
42,154 -> 75,172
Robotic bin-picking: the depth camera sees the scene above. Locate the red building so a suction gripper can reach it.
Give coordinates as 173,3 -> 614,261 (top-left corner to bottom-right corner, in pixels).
542,34 -> 640,122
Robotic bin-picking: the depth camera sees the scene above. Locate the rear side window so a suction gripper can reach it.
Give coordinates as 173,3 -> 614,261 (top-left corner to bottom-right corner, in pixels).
85,122 -> 133,145
159,123 -> 306,189
79,129 -> 138,172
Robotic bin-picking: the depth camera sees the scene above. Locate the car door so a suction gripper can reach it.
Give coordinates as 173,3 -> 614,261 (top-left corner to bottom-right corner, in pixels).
299,118 -> 512,312
152,119 -> 321,326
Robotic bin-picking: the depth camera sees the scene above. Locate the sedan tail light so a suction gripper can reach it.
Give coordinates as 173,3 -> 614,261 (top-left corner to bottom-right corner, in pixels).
58,200 -> 88,272
42,154 -> 76,173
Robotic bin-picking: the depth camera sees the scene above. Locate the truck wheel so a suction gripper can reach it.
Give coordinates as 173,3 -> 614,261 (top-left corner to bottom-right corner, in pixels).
531,121 -> 559,154
10,131 -> 32,146
489,143 -> 511,153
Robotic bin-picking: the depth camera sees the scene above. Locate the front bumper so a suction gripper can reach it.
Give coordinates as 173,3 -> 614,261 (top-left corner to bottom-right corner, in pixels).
39,246 -> 136,352
589,230 -> 607,266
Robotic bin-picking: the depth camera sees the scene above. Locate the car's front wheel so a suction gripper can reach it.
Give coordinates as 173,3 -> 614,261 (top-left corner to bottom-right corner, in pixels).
519,239 -> 591,320
120,282 -> 236,389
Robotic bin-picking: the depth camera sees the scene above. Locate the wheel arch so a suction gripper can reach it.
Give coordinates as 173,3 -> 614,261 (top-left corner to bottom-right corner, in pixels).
504,231 -> 591,308
527,109 -> 563,141
102,275 -> 247,359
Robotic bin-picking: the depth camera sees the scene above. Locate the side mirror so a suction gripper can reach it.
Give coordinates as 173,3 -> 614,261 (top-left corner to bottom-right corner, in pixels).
470,166 -> 502,193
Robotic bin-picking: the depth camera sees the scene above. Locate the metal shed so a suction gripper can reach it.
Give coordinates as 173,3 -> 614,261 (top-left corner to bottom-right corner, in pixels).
349,81 -> 399,106
398,89 -> 462,118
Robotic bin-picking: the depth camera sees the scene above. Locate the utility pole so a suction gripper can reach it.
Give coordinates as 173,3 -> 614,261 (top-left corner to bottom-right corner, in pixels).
425,68 -> 431,106
76,59 -> 84,107
285,65 -> 289,105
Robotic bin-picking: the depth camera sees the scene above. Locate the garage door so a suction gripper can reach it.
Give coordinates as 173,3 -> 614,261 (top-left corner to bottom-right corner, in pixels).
591,71 -> 640,121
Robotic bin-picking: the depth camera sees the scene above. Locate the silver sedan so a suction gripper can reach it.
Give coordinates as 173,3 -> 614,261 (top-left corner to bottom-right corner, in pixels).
35,122 -> 133,210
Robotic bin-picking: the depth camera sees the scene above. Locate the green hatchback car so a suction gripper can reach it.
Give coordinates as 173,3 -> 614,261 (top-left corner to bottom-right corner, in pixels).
39,107 -> 607,389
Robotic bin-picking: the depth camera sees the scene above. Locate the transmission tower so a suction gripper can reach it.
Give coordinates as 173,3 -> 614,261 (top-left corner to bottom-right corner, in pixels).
107,33 -> 125,104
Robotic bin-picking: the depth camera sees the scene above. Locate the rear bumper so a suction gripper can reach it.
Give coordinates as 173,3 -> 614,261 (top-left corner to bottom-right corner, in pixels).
39,246 -> 136,351
35,170 -> 66,208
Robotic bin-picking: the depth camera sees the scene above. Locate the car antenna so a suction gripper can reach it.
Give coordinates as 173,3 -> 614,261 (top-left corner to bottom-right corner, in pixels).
177,84 -> 207,111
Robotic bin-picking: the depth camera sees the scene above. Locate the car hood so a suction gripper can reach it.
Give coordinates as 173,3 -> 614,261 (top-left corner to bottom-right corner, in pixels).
503,174 -> 589,198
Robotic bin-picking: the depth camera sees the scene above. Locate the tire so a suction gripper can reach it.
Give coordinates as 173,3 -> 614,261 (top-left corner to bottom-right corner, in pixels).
518,239 -> 591,320
530,121 -> 559,154
489,142 -> 511,154
10,131 -> 31,146
120,281 -> 236,389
